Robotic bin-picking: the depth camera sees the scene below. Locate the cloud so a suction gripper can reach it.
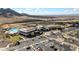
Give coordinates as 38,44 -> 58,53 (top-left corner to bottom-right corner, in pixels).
63,8 -> 79,13
73,8 -> 79,11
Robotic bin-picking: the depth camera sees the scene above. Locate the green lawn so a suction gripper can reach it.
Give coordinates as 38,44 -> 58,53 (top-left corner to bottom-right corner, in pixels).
8,35 -> 23,43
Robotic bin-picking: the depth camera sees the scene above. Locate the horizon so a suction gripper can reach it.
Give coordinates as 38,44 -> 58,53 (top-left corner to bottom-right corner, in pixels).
11,8 -> 79,15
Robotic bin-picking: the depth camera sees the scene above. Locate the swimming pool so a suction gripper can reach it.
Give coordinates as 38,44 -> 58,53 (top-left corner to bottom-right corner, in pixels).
8,28 -> 19,34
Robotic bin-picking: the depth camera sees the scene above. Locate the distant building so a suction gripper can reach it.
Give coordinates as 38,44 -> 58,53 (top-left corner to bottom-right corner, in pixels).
36,25 -> 43,29
19,27 -> 43,38
19,27 -> 36,33
19,27 -> 36,37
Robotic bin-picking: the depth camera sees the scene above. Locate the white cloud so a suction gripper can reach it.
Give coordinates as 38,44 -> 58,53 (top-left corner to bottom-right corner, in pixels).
73,8 -> 79,11
62,8 -> 79,14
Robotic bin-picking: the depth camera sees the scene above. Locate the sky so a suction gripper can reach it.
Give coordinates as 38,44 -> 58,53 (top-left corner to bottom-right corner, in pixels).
11,8 -> 79,15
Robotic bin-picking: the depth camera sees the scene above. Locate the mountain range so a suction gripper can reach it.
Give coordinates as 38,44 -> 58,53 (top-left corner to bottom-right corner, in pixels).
0,8 -> 29,17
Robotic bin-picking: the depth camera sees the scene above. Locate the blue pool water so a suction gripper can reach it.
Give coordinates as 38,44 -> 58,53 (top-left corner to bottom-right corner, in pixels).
8,28 -> 19,33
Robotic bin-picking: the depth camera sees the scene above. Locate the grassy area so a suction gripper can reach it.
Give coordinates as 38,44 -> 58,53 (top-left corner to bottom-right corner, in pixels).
8,35 -> 23,43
